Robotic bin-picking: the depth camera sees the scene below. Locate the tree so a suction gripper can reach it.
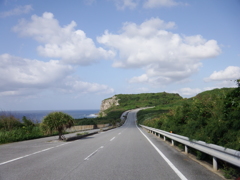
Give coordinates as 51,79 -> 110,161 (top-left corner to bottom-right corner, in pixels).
221,79 -> 240,149
235,79 -> 240,87
41,112 -> 74,140
22,116 -> 35,128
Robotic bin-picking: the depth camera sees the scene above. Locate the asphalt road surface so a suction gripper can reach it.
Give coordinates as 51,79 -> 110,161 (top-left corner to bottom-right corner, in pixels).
0,109 -> 223,180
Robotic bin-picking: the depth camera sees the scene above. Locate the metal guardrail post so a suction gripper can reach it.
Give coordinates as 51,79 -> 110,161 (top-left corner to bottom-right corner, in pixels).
213,157 -> 218,171
139,124 -> 240,170
185,145 -> 188,154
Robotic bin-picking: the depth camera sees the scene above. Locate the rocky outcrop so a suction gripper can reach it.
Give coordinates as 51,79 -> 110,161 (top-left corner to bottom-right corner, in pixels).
99,96 -> 119,117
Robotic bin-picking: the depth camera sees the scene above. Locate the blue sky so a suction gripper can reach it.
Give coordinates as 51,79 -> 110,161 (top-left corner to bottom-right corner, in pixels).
0,0 -> 239,111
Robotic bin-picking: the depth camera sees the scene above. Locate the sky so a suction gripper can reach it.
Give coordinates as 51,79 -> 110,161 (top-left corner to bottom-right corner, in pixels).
0,0 -> 239,111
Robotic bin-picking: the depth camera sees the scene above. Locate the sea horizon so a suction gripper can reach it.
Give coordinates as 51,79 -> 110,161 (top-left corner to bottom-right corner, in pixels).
1,109 -> 100,122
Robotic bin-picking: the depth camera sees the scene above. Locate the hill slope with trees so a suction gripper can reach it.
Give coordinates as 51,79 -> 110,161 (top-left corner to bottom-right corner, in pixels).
75,92 -> 183,126
138,87 -> 240,151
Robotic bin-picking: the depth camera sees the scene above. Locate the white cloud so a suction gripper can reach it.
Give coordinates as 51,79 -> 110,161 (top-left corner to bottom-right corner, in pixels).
204,66 -> 240,88
129,74 -> 149,83
143,0 -> 179,8
174,84 -> 238,98
177,87 -> 202,96
174,86 -> 218,97
0,54 -> 72,89
215,81 -> 236,88
112,0 -> 139,10
0,5 -> 33,18
62,77 -> 115,95
98,17 -> 221,86
205,66 -> 240,82
13,12 -> 114,65
135,87 -> 150,93
0,54 -> 114,97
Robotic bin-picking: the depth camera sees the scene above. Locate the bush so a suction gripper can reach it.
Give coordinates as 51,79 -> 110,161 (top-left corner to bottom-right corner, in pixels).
22,116 -> 35,128
0,126 -> 43,144
0,113 -> 22,131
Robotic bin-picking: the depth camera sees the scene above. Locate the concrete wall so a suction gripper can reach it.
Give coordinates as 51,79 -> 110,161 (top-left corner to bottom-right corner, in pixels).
66,125 -> 94,132
97,124 -> 109,128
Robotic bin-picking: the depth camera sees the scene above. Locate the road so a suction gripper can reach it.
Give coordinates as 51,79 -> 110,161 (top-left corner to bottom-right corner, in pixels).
0,109 -> 223,180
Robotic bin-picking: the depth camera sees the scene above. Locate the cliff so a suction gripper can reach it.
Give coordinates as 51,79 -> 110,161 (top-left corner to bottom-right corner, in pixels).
99,95 -> 119,116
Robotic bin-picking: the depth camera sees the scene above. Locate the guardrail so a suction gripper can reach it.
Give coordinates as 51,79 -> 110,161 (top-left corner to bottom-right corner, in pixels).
139,124 -> 240,171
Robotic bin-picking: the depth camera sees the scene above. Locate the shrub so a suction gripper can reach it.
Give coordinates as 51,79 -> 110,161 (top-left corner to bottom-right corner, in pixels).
41,112 -> 74,140
0,113 -> 22,131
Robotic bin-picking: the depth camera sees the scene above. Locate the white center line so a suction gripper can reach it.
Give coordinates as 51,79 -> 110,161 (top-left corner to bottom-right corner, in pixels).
84,146 -> 104,161
0,147 -> 54,166
0,142 -> 71,166
110,137 -> 115,141
56,142 -> 71,148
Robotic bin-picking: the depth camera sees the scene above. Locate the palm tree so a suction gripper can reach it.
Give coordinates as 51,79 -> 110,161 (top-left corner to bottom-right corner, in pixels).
41,112 -> 74,140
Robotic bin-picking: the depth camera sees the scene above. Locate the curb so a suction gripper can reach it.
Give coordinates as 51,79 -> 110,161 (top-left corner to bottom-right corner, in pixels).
65,131 -> 98,141
102,126 -> 116,132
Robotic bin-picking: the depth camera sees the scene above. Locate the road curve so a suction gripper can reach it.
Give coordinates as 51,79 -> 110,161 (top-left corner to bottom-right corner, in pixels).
0,109 -> 223,180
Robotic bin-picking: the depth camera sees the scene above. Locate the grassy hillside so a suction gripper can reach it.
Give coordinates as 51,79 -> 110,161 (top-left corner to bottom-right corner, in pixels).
117,92 -> 182,109
139,87 -> 240,150
105,92 -> 182,114
75,92 -> 183,126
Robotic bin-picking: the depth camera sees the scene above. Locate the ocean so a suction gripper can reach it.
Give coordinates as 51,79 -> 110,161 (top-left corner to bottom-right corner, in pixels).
1,110 -> 99,122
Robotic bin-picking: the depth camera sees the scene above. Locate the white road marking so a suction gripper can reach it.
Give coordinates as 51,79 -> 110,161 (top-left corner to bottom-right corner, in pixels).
110,137 -> 116,141
84,146 -> 104,161
0,142 -> 71,166
56,142 -> 71,147
119,128 -> 126,134
137,124 -> 188,180
0,147 -> 54,166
